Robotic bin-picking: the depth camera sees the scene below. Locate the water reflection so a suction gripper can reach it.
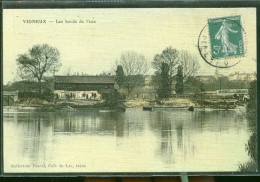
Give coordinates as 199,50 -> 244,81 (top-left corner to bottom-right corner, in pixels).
4,108 -> 251,172
53,111 -> 145,137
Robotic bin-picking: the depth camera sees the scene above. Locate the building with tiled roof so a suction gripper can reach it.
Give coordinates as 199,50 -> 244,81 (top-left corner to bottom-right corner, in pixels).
54,76 -> 116,99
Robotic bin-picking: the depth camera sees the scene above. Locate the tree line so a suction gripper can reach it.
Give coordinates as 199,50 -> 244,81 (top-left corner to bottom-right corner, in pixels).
115,47 -> 200,98
12,44 -> 200,99
8,43 -> 253,101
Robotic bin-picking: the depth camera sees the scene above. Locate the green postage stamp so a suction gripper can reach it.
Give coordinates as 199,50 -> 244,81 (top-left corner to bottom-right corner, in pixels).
208,15 -> 245,59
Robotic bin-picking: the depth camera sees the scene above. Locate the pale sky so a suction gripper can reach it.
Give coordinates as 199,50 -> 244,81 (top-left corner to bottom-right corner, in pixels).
3,8 -> 257,84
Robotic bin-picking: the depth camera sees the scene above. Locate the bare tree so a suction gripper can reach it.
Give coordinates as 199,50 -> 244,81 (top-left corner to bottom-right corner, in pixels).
98,70 -> 112,76
177,50 -> 200,80
16,44 -> 61,93
116,51 -> 149,95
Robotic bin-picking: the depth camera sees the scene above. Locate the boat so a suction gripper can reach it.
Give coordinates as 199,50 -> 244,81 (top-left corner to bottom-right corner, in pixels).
143,106 -> 153,111
187,106 -> 194,111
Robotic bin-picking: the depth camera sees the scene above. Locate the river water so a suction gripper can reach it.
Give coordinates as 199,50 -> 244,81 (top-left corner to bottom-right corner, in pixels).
3,108 -> 251,173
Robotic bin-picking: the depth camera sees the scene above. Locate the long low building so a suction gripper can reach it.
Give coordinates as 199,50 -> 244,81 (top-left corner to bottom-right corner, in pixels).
54,76 -> 117,100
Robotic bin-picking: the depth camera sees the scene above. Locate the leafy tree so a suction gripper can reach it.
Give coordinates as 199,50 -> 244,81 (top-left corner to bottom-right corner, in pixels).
175,65 -> 184,94
152,47 -> 179,84
16,44 -> 61,93
152,47 -> 178,97
103,92 -> 126,111
247,80 -> 257,123
116,51 -> 149,95
152,47 -> 200,95
115,65 -> 125,88
157,63 -> 171,99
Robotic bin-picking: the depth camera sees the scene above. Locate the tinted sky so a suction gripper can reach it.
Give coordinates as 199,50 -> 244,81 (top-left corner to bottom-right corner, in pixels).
3,8 -> 257,84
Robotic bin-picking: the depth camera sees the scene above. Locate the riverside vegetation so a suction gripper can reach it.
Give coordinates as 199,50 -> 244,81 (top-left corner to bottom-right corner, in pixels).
238,80 -> 257,172
4,44 -> 253,111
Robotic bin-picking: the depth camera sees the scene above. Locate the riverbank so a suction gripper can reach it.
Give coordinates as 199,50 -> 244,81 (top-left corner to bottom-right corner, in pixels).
125,98 -> 194,108
5,98 -> 126,112
4,97 -> 194,111
4,97 -> 246,113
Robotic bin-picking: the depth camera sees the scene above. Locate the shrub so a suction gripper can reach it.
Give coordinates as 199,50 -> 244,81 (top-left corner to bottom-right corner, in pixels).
103,92 -> 126,111
18,91 -> 54,102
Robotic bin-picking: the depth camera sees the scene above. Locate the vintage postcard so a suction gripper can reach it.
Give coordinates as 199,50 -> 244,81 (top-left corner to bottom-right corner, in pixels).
2,7 -> 257,174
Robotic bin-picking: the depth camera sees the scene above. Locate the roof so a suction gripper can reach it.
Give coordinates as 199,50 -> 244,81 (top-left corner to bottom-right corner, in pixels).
3,91 -> 19,96
195,75 -> 215,79
54,76 -> 115,84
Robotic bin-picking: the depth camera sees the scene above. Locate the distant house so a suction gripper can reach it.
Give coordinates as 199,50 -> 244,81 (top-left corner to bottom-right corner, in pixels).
54,76 -> 116,100
228,72 -> 256,82
195,75 -> 216,83
144,75 -> 153,86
